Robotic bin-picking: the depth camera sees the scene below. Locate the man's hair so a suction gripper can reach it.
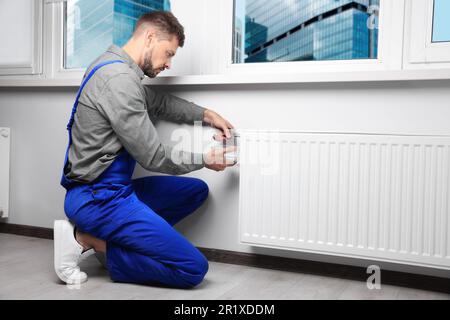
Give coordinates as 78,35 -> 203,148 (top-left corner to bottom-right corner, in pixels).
134,11 -> 185,47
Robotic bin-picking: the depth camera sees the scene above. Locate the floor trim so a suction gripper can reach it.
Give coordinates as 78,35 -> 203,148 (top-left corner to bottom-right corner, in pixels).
1,222 -> 449,294
0,222 -> 53,239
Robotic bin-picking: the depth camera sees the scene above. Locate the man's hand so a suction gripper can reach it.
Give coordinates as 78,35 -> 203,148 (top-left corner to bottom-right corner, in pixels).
203,109 -> 234,141
203,146 -> 237,172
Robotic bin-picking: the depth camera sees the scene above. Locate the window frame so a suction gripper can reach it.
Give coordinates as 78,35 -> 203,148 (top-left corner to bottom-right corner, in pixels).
0,0 -> 43,76
1,0 -> 450,86
404,0 -> 450,69
217,0 -> 403,75
146,0 -> 449,85
47,0 -> 85,81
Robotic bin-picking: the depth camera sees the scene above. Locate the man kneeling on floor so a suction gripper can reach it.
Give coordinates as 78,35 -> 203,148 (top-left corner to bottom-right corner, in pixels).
54,11 -> 236,288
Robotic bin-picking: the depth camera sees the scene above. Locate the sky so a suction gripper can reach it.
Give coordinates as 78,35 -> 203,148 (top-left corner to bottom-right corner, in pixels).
432,0 -> 450,42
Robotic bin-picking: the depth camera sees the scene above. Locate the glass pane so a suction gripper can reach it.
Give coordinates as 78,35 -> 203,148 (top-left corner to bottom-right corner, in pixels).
64,0 -> 171,69
432,0 -> 450,43
233,0 -> 380,64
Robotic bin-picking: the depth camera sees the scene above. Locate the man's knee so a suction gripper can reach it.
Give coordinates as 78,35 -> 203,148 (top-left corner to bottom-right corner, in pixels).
193,178 -> 209,203
181,253 -> 209,288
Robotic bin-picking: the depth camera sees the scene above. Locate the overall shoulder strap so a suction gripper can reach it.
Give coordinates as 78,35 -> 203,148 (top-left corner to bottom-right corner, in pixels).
66,59 -> 125,132
61,59 -> 125,187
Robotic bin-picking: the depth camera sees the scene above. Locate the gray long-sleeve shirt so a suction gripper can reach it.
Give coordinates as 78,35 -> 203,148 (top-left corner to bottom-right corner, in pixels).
64,45 -> 206,183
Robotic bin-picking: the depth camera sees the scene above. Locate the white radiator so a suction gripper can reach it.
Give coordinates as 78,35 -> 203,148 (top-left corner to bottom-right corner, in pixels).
0,128 -> 11,218
238,130 -> 450,270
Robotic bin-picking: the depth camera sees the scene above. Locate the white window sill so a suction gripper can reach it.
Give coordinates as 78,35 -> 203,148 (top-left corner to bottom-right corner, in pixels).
0,69 -> 449,87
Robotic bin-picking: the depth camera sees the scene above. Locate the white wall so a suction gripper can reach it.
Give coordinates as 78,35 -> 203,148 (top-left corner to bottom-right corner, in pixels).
1,80 -> 450,277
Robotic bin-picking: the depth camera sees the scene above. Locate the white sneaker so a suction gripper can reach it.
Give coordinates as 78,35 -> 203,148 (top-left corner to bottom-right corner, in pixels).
53,220 -> 88,285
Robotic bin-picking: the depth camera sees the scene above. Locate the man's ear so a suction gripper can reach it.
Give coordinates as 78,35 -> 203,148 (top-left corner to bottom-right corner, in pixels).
145,29 -> 156,47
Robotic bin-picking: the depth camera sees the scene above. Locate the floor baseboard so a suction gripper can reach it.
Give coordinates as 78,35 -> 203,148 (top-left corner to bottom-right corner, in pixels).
1,222 -> 449,294
0,222 -> 53,239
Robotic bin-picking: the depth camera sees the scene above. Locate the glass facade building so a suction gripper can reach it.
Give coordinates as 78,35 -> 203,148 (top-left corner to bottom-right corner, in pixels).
234,0 -> 379,63
65,0 -> 171,69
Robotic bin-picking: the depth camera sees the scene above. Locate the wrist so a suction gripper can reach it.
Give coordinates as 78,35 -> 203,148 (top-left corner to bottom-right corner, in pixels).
203,109 -> 213,124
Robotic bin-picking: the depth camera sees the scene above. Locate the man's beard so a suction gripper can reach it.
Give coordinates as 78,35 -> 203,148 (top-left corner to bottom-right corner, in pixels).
142,50 -> 159,78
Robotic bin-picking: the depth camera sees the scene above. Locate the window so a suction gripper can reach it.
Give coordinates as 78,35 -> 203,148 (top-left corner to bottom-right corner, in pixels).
219,0 -> 402,78
64,0 -> 171,69
432,0 -> 450,43
233,0 -> 380,64
0,0 -> 42,75
0,0 -> 449,85
405,0 -> 450,67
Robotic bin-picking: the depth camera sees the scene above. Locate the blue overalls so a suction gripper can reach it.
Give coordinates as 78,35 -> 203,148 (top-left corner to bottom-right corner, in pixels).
60,60 -> 210,288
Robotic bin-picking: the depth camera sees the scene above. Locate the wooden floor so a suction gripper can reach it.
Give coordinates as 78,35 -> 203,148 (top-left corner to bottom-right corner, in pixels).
0,233 -> 449,300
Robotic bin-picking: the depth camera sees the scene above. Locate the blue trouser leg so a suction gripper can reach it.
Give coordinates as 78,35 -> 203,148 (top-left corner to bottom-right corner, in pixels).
105,204 -> 209,288
65,176 -> 210,288
131,175 -> 209,226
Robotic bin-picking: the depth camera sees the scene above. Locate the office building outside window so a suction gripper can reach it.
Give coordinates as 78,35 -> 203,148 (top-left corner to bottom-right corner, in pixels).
65,0 -> 171,69
233,0 -> 380,64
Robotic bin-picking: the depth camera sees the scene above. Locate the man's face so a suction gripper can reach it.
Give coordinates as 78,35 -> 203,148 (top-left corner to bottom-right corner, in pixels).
142,34 -> 178,78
